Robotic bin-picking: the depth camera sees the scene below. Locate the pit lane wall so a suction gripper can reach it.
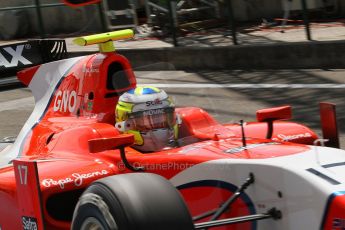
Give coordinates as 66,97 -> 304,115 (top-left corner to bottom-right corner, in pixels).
107,41 -> 345,70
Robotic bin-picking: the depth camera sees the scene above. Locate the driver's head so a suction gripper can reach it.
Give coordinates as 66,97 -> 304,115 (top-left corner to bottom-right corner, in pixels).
115,86 -> 178,152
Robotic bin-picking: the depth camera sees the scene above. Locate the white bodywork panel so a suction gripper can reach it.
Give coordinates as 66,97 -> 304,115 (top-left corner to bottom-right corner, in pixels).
171,146 -> 345,230
0,57 -> 85,167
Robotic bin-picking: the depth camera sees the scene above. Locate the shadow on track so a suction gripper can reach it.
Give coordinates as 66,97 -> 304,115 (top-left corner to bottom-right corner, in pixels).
192,69 -> 345,134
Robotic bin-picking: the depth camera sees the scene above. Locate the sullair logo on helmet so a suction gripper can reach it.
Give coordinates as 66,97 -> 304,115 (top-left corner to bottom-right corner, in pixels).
143,109 -> 164,116
146,98 -> 162,107
0,45 -> 32,68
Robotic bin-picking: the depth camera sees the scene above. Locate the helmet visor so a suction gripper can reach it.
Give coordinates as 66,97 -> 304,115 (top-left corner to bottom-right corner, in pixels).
128,107 -> 176,131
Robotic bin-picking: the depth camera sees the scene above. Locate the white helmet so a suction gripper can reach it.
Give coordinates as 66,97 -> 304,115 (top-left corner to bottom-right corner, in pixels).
115,86 -> 179,152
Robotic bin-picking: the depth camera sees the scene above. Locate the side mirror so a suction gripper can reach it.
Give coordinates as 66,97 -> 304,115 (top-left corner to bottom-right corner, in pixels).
256,105 -> 292,122
88,134 -> 134,153
88,134 -> 143,172
256,105 -> 292,139
62,0 -> 100,7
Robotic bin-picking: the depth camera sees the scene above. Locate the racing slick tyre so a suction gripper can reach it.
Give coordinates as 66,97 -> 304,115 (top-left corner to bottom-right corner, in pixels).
71,173 -> 194,230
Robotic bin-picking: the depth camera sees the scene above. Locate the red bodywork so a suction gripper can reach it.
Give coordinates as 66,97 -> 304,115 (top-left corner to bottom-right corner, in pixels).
0,52 -> 323,229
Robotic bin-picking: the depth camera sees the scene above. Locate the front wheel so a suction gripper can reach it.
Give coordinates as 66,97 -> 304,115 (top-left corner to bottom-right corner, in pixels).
71,173 -> 194,230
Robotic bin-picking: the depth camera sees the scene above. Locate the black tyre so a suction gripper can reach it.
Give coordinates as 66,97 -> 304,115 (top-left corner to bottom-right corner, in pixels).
71,173 -> 194,230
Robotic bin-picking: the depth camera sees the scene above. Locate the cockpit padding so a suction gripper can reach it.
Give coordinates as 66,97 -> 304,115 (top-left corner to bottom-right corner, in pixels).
107,62 -> 130,91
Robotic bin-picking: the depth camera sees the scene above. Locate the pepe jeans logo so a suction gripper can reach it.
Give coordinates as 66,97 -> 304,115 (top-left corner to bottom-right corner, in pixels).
42,170 -> 109,189
22,216 -> 38,230
0,45 -> 32,68
272,132 -> 312,141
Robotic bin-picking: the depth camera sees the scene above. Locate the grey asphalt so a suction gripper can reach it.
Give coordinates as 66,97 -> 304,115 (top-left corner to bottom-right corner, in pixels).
1,69 -> 345,148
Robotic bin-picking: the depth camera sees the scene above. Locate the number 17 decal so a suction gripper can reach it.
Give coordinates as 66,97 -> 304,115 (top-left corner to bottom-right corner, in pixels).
17,165 -> 28,185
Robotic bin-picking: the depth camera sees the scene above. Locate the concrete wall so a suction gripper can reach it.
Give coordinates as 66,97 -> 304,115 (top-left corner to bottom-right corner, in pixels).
111,41 -> 345,70
338,1 -> 345,14
228,0 -> 344,22
0,0 -> 101,39
0,0 -> 344,39
231,0 -> 283,21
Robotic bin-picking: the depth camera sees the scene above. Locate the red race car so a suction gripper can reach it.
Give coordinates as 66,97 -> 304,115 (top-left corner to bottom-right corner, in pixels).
0,30 -> 344,230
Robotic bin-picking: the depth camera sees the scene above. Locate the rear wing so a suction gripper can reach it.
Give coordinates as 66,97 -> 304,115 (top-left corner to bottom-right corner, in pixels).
0,39 -> 67,77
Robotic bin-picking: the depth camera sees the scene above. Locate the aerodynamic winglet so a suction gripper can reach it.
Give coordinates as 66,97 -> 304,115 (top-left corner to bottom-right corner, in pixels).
320,102 -> 340,148
13,159 -> 45,230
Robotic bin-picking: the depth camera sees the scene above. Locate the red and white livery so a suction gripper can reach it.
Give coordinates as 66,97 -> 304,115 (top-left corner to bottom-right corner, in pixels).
0,30 -> 344,230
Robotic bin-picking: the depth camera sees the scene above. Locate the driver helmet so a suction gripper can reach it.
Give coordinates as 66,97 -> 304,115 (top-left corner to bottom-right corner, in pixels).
115,86 -> 179,152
